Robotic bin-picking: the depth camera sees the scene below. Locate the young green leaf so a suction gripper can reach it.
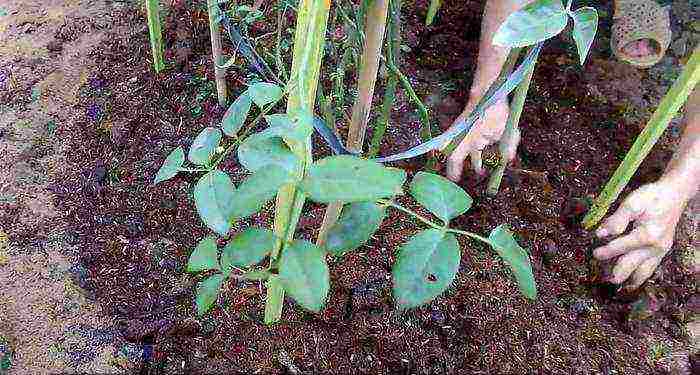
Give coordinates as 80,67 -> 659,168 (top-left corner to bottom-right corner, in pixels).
301,155 -> 407,203
488,224 -> 537,299
189,127 -> 223,165
237,134 -> 301,174
154,147 -> 185,184
278,240 -> 330,312
222,94 -> 253,137
187,236 -> 220,273
326,202 -> 385,256
246,82 -> 284,108
194,170 -> 236,235
196,273 -> 224,315
264,111 -> 314,143
409,172 -> 473,223
229,166 -> 295,218
492,0 -> 568,47
392,229 -> 461,309
571,7 -> 598,65
221,228 -> 274,270
264,275 -> 285,325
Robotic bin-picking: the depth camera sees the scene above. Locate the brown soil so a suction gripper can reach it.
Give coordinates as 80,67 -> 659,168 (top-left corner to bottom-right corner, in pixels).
2,0 -> 698,374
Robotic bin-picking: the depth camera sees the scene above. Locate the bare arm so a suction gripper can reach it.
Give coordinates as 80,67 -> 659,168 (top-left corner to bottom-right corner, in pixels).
445,0 -> 532,181
663,88 -> 700,198
593,88 -> 700,289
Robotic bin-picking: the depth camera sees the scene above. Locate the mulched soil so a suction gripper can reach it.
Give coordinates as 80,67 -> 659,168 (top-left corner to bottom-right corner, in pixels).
28,0 -> 697,373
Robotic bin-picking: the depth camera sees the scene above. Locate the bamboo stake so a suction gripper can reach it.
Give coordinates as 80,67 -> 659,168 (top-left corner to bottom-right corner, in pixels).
582,47 -> 700,229
146,0 -> 165,73
316,0 -> 390,247
207,0 -> 228,106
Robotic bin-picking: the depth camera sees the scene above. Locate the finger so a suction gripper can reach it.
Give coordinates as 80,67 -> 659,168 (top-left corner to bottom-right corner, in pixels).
596,204 -> 634,238
446,130 -> 481,182
470,150 -> 483,175
500,127 -> 521,162
610,248 -> 653,284
626,256 -> 661,290
593,227 -> 648,260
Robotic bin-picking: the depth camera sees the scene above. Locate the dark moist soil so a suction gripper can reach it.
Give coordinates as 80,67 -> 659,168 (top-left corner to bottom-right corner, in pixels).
35,0 -> 697,373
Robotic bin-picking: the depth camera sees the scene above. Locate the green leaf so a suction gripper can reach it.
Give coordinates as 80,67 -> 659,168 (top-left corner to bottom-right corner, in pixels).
488,224 -> 537,299
196,273 -> 224,315
222,94 -> 252,137
301,155 -> 406,203
326,202 -> 385,256
154,147 -> 185,184
221,228 -> 274,270
188,127 -> 222,165
230,165 -> 295,218
238,134 -> 301,174
493,0 -> 568,47
571,7 -> 598,65
264,111 -> 314,143
278,240 -> 330,312
264,275 -> 285,324
392,229 -> 461,309
194,170 -> 236,235
246,82 -> 284,108
409,172 -> 472,223
187,236 -> 219,273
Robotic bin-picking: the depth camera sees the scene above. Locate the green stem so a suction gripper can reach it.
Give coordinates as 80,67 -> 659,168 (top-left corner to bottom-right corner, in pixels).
146,0 -> 165,73
487,51 -> 535,196
377,199 -> 491,245
445,228 -> 491,245
386,57 -> 431,140
179,167 -> 208,173
582,47 -> 700,229
369,0 -> 401,157
275,1 -> 289,81
267,0 -> 331,325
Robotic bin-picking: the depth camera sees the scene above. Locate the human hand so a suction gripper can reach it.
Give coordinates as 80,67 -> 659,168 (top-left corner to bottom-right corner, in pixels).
592,179 -> 691,289
443,99 -> 511,182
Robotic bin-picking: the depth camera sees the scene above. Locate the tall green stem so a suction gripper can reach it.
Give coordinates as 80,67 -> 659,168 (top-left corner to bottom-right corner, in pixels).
266,0 -> 330,324
487,50 -> 535,196
146,0 -> 165,73
207,0 -> 228,106
582,47 -> 700,229
369,0 -> 401,157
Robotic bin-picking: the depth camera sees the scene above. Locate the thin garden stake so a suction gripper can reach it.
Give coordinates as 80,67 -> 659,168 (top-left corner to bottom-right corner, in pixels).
582,47 -> 700,229
207,0 -> 228,106
146,0 -> 165,73
267,0 -> 330,324
317,0 -> 391,247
